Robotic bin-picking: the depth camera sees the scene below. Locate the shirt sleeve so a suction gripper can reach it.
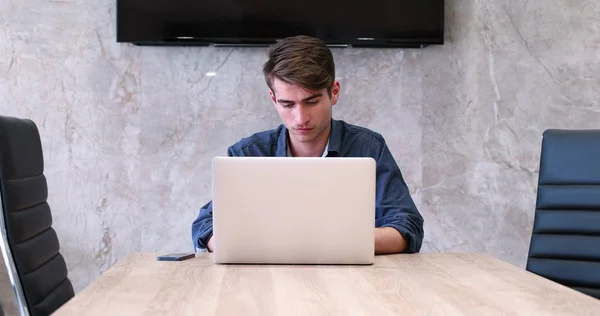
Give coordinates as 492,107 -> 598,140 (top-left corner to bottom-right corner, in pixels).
373,139 -> 424,253
191,200 -> 214,250
191,146 -> 239,251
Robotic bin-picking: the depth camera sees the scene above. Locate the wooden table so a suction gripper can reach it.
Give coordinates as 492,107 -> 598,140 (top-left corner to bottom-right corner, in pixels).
53,252 -> 600,316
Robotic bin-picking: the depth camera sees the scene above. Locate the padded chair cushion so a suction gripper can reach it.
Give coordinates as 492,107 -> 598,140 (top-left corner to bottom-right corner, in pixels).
527,129 -> 600,300
537,130 -> 600,185
0,117 -> 44,180
0,116 -> 74,315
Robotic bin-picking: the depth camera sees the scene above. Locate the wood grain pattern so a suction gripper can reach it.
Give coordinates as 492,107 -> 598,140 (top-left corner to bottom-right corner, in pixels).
52,252 -> 600,316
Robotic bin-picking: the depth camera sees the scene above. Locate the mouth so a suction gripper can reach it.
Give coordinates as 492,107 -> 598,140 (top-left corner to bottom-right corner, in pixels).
295,127 -> 313,134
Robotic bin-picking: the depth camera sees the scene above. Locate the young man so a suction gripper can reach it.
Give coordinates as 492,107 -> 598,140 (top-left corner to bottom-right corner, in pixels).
191,35 -> 424,255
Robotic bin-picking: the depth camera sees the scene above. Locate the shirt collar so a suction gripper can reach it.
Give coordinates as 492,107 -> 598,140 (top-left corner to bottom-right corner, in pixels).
278,119 -> 342,157
275,126 -> 288,157
327,119 -> 342,156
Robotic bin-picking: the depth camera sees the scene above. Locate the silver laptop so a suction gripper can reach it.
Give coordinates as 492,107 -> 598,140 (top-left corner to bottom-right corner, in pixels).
211,156 -> 376,265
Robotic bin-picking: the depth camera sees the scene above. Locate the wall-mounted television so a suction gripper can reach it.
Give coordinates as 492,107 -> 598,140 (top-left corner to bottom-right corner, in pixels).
116,0 -> 444,48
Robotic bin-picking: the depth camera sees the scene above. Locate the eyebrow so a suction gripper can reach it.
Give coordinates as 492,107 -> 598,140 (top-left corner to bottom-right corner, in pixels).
277,93 -> 323,104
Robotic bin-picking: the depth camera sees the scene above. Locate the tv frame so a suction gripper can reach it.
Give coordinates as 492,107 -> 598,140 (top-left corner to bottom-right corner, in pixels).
116,1 -> 445,48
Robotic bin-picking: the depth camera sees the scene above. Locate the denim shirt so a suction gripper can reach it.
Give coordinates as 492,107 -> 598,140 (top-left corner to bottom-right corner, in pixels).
191,119 -> 425,253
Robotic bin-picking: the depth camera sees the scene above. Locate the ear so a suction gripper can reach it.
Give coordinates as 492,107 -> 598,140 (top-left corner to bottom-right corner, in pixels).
269,89 -> 277,106
331,80 -> 341,105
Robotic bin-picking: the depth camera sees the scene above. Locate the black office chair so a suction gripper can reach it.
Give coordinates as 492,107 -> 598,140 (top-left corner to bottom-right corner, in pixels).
526,129 -> 600,299
0,116 -> 74,315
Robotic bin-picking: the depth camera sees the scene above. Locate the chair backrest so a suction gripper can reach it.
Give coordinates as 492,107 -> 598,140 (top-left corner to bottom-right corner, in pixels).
526,129 -> 600,299
0,116 -> 74,315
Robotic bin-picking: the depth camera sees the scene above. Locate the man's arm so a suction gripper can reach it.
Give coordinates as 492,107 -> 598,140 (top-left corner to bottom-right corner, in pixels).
375,227 -> 407,254
373,139 -> 424,254
191,146 -> 241,252
191,200 -> 214,251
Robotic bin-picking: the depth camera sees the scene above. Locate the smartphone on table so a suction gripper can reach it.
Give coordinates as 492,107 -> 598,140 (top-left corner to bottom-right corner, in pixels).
156,253 -> 195,261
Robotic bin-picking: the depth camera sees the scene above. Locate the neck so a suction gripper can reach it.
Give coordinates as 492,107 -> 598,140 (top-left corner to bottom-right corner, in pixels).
289,125 -> 331,157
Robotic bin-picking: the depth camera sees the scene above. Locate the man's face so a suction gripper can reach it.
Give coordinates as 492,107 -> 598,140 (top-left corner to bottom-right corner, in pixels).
270,78 -> 340,145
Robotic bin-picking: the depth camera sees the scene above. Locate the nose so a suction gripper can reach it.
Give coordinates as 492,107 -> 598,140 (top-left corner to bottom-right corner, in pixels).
295,105 -> 310,125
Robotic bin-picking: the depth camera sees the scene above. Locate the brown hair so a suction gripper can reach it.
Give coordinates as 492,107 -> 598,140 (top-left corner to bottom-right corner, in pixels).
263,35 -> 336,97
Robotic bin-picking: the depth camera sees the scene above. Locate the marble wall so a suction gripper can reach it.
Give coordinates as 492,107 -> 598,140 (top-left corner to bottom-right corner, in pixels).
0,0 -> 599,297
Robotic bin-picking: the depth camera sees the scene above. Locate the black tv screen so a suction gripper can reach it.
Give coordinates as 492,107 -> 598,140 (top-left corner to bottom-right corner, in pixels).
117,0 -> 444,48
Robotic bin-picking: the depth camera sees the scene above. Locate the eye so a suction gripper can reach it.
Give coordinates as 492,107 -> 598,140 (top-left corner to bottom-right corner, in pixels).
306,101 -> 319,105
281,103 -> 294,108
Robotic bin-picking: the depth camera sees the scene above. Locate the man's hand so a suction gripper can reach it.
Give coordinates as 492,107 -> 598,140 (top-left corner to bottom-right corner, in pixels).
374,227 -> 407,255
207,237 -> 215,252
